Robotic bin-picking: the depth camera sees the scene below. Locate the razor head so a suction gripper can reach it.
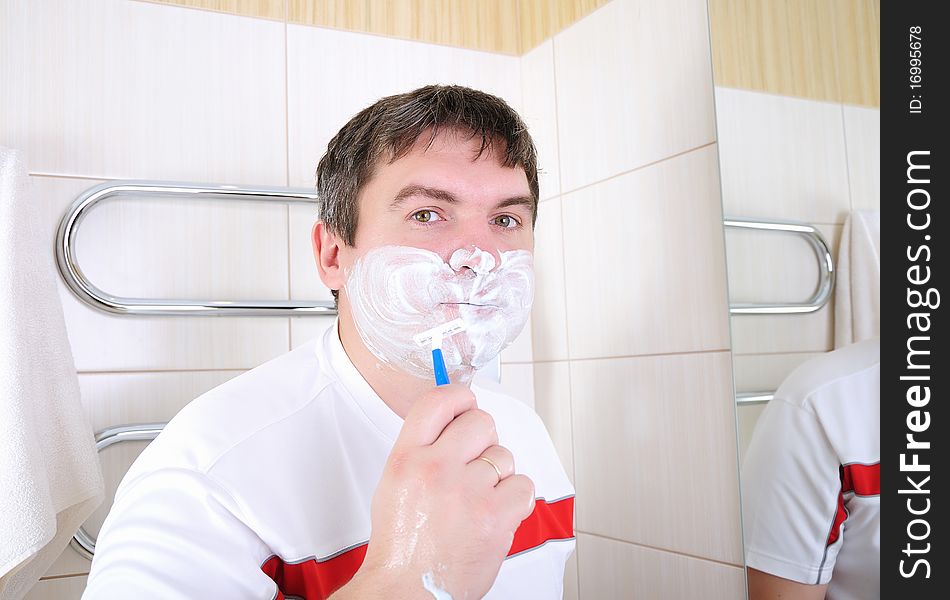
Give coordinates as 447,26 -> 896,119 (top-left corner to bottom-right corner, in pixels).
413,318 -> 467,348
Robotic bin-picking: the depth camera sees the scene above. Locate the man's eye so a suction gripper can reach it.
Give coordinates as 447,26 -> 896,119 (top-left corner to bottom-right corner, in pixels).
493,215 -> 520,228
412,210 -> 441,223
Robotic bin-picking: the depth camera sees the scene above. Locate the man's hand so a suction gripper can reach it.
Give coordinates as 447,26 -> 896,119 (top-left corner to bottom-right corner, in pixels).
338,384 -> 535,599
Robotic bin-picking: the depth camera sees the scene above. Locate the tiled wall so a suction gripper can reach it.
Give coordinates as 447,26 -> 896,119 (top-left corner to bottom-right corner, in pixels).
3,0 -> 745,598
716,86 -> 881,461
523,0 -> 745,597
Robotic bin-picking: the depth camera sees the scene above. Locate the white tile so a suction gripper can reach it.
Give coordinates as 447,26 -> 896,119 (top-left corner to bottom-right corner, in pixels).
570,352 -> 743,564
533,361 -> 574,485
843,106 -> 880,212
715,87 -> 851,225
554,0 -> 716,192
731,352 -> 826,393
564,548 -> 579,600
561,146 -> 731,359
500,314 -> 533,364
576,533 -> 746,598
0,0 -> 285,184
289,314 -> 337,349
736,403 -> 767,465
286,24 -> 522,189
530,199 -> 569,361
520,40 -> 561,201
499,363 -> 535,409
729,306 -> 834,356
728,224 -> 842,355
24,574 -> 88,600
35,175 -> 291,371
288,203 -> 336,304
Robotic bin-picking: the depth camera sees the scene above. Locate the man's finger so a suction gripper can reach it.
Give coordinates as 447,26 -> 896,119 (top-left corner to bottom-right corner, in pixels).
433,408 -> 499,462
394,384 -> 477,449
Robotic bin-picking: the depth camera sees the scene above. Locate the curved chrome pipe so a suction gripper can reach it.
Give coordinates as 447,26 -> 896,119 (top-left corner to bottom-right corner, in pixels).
724,217 -> 835,315
72,423 -> 167,559
55,181 -> 336,316
735,391 -> 774,406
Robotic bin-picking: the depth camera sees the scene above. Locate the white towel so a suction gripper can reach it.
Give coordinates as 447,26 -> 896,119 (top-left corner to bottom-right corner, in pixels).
834,210 -> 880,348
0,148 -> 104,599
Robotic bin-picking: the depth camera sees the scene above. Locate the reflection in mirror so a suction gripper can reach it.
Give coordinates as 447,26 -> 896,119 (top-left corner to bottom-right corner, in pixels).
708,0 -> 881,598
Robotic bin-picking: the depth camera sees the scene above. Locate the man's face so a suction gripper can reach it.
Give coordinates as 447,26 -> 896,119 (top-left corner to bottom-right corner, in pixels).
346,127 -> 534,267
321,127 -> 536,380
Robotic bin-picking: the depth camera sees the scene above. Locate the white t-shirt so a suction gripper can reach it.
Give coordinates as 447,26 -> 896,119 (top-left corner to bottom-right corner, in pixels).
83,323 -> 575,599
741,338 -> 880,600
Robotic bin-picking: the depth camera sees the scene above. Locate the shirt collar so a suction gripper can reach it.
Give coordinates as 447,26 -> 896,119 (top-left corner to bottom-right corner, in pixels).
321,319 -> 405,442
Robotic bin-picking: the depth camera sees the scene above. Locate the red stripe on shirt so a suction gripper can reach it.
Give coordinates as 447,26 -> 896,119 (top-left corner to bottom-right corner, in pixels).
826,463 -> 880,547
262,495 -> 574,599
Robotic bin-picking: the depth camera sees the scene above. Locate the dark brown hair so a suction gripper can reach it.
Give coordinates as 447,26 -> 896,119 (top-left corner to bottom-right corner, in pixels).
316,84 -> 540,249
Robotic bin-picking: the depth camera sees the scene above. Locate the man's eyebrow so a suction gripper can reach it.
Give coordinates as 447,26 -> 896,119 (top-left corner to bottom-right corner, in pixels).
389,185 -> 534,211
389,185 -> 458,209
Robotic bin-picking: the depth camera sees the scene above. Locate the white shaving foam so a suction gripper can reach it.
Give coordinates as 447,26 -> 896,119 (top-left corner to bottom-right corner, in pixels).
422,572 -> 454,600
344,245 -> 534,381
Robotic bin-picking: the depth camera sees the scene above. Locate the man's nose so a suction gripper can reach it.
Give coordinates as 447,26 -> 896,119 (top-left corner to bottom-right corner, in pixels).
449,245 -> 499,275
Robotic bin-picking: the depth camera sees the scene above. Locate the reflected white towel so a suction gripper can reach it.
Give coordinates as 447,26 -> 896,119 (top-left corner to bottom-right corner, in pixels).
834,210 -> 880,348
0,148 -> 104,599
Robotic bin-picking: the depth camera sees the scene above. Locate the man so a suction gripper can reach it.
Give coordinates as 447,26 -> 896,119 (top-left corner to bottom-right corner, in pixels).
83,85 -> 575,599
742,337 -> 880,600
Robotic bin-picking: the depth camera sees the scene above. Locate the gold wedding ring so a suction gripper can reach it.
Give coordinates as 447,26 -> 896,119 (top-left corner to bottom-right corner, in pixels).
477,455 -> 504,483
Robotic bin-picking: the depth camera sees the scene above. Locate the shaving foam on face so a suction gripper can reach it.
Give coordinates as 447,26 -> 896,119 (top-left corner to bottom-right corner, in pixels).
345,245 -> 534,381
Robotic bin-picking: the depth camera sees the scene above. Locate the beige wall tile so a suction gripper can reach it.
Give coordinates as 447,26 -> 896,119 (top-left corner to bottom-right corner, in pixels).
0,0 -> 286,184
288,203 -> 337,304
731,352 -> 825,392
843,106 -> 881,213
364,0 -> 520,55
289,314 -> 337,349
570,352 -> 743,564
499,363 -> 536,409
531,199 -> 569,362
736,403 -> 767,465
715,87 -> 851,225
286,23 -> 521,188
832,0 -> 881,107
554,0 -> 716,192
33,176 -> 291,371
288,0 -> 366,30
533,361 -> 575,485
561,146 -> 730,359
564,548 -> 579,600
576,532 -> 746,598
24,574 -> 88,600
520,40 -> 561,202
142,0 -> 286,20
500,314 -> 534,364
729,306 -> 833,356
709,0 -> 879,107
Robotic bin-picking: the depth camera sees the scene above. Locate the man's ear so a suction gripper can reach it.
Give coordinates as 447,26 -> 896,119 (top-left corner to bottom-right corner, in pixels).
312,221 -> 346,291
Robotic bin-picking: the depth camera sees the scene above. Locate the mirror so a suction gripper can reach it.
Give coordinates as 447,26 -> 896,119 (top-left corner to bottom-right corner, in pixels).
709,0 -> 881,597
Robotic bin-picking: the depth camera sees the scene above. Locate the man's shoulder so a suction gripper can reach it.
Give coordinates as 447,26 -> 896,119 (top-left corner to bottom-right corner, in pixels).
774,337 -> 880,412
129,337 -> 336,475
